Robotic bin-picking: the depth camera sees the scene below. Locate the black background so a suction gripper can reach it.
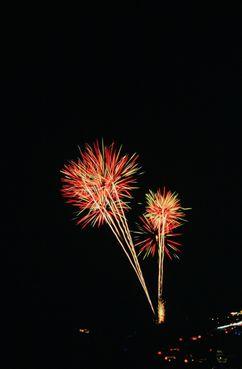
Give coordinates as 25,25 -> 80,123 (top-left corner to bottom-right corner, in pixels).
2,8 -> 241,369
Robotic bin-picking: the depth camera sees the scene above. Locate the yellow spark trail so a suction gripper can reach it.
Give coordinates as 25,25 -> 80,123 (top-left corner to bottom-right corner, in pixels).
82,180 -> 154,313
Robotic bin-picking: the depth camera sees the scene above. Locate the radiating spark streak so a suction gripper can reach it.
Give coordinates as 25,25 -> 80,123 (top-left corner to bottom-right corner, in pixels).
104,205 -> 154,314
105,194 -> 131,250
82,180 -> 141,283
104,190 -> 154,313
108,209 -> 153,313
217,321 -> 242,329
157,225 -> 162,302
109,186 -> 154,313
158,216 -> 166,302
106,187 -> 139,262
104,197 -> 142,275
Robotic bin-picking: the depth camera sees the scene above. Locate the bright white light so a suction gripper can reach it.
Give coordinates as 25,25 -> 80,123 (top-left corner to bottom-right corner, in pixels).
217,321 -> 242,330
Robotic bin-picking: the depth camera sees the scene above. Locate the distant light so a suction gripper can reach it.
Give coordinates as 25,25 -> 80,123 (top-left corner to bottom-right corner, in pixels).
198,335 -> 202,339
157,351 -> 162,356
179,337 -> 183,342
184,358 -> 189,363
191,336 -> 198,341
170,347 -> 180,352
230,311 -> 242,316
209,348 -> 213,352
79,328 -> 90,334
164,356 -> 168,360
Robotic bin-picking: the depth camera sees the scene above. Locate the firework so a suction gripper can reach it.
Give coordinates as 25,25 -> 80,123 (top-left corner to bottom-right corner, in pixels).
145,188 -> 187,231
136,215 -> 182,260
157,299 -> 165,324
61,141 -> 140,227
61,140 -> 154,314
136,187 -> 190,323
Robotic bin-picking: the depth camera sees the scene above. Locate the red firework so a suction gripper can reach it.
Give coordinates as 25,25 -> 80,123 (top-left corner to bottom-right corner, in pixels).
60,140 -> 155,314
136,215 -> 182,260
136,188 -> 187,259
136,187 -> 190,324
60,141 -> 140,228
145,188 -> 186,231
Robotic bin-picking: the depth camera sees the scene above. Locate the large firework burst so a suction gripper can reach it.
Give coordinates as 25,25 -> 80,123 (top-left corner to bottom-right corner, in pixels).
60,140 -> 154,314
61,141 -> 140,228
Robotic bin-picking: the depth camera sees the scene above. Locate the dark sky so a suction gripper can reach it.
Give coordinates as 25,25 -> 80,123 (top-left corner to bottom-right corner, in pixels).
2,10 -> 242,368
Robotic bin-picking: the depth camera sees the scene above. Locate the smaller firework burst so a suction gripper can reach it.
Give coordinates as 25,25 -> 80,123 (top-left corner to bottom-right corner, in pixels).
136,187 -> 190,324
145,188 -> 187,231
136,215 -> 182,260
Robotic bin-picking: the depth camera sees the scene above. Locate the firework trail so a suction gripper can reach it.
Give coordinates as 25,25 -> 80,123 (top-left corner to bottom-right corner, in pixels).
158,299 -> 165,324
136,188 -> 190,323
60,140 -> 154,314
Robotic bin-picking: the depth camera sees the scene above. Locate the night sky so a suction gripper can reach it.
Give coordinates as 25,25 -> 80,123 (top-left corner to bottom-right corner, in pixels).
2,10 -> 242,368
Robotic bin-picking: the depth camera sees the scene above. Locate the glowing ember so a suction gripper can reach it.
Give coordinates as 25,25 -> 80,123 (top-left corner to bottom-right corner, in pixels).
157,299 -> 165,324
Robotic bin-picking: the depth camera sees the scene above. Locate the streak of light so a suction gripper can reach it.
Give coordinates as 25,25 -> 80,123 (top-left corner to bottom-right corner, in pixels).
217,321 -> 242,330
